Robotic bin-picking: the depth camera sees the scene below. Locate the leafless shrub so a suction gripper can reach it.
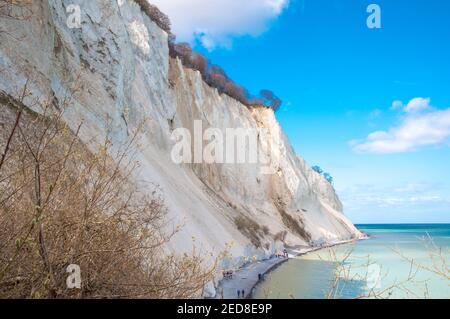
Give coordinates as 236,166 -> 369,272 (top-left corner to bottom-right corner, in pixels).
130,1 -> 282,110
325,247 -> 423,299
0,82 -> 215,298
169,41 -> 282,110
392,234 -> 449,281
259,90 -> 282,112
133,0 -> 171,34
325,236 -> 449,299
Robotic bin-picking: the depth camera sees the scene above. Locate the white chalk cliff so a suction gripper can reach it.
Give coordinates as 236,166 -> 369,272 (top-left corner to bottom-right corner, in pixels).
0,0 -> 361,292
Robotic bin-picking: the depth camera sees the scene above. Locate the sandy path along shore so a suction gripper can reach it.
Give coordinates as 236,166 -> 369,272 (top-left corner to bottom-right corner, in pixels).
213,238 -> 362,299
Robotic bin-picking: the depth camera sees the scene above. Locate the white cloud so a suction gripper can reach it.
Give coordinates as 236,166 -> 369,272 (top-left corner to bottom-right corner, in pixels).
393,183 -> 434,194
404,97 -> 431,113
391,100 -> 403,110
150,0 -> 289,49
391,97 -> 431,112
353,99 -> 450,153
339,182 -> 449,210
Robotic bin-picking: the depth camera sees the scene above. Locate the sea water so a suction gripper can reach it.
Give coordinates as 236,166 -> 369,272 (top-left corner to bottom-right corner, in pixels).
253,224 -> 450,299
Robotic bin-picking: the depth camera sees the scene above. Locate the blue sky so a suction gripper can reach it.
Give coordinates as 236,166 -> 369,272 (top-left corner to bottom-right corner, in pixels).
155,0 -> 450,224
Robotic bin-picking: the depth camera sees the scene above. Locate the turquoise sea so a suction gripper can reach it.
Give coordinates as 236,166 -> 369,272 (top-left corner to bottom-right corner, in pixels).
253,224 -> 450,299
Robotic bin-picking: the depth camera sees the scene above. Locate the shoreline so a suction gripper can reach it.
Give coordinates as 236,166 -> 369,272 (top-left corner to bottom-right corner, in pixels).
213,237 -> 364,299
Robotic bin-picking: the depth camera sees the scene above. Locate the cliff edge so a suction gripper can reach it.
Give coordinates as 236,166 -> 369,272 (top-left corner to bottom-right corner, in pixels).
0,0 -> 361,289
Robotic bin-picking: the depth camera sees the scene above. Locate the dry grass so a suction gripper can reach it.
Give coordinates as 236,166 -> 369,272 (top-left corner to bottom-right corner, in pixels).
279,210 -> 311,242
0,0 -> 32,37
273,230 -> 287,242
0,0 -> 31,19
234,216 -> 269,248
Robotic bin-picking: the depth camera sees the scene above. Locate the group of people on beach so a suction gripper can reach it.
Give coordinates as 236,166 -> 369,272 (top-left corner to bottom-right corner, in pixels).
219,249 -> 291,299
275,249 -> 289,258
222,270 -> 233,279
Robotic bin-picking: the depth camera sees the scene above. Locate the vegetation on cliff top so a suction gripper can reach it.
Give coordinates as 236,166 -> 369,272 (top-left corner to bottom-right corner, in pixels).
134,0 -> 282,111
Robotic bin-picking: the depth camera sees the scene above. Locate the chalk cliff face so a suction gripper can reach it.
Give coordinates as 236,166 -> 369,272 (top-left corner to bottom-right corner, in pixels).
0,0 -> 360,269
